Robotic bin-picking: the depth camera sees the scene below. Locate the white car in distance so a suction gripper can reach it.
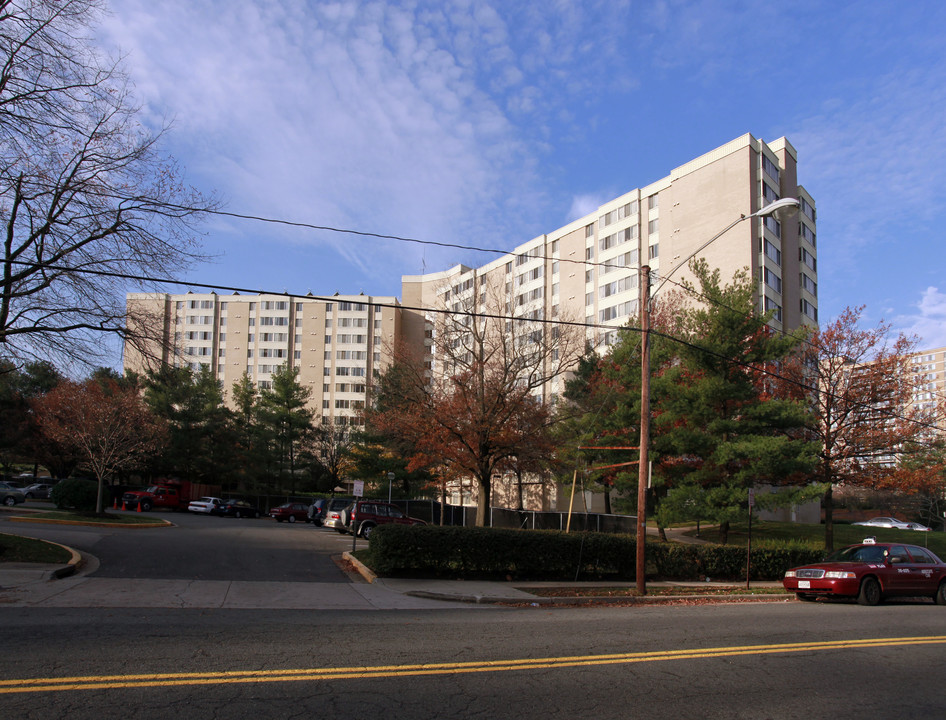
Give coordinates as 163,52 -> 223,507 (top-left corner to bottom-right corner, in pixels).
188,496 -> 224,514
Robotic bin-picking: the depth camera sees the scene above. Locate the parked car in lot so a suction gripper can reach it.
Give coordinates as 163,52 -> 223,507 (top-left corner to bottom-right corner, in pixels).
24,482 -> 55,499
851,516 -> 911,530
218,499 -> 262,518
188,496 -> 224,514
343,500 -> 427,538
0,481 -> 25,506
904,522 -> 932,532
308,497 -> 351,527
783,538 -> 946,605
269,502 -> 311,523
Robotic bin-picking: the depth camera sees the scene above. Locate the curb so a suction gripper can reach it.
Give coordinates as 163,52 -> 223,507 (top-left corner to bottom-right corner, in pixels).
7,516 -> 172,529
342,552 -> 377,583
405,591 -> 795,606
0,532 -> 82,579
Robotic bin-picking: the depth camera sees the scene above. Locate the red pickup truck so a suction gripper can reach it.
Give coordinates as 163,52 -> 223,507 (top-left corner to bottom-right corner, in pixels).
122,480 -> 221,512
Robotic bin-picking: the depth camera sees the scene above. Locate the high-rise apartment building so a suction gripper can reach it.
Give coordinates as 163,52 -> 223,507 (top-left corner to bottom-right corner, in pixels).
909,346 -> 946,429
125,133 -> 818,504
124,292 -> 400,425
401,133 -> 817,400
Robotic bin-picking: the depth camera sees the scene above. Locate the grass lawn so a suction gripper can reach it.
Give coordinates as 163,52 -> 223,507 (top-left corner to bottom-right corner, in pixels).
685,521 -> 946,557
0,534 -> 72,563
12,509 -> 167,525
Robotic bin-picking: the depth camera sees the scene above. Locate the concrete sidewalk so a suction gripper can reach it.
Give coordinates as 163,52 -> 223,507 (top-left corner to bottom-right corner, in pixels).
0,549 -> 787,609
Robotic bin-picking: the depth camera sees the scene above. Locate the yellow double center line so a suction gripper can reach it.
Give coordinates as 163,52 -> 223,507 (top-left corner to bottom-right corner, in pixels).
2,636 -> 944,695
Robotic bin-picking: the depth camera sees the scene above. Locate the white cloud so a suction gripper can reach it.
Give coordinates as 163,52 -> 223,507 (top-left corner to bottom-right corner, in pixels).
895,287 -> 946,349
567,194 -> 608,223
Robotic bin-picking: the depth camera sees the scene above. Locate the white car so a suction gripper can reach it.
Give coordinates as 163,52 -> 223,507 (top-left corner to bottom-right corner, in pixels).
851,516 -> 911,530
188,496 -> 224,514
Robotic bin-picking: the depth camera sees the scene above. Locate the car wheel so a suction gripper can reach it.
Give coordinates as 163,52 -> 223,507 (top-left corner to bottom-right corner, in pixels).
935,581 -> 946,606
288,515 -> 296,523
3,496 -> 15,506
254,511 -> 260,518
234,511 -> 242,518
335,528 -> 347,534
25,492 -> 34,499
857,577 -> 882,606
795,593 -> 816,602
140,500 -> 152,512
361,523 -> 375,539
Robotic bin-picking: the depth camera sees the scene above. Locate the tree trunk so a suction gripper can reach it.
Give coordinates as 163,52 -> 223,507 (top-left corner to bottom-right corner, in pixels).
516,468 -> 524,510
823,484 -> 834,552
719,520 -> 730,545
475,474 -> 490,527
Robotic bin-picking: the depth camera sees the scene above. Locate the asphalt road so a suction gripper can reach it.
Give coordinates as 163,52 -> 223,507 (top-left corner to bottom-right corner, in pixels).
4,508 -> 946,718
5,506 -> 358,581
4,601 -> 946,719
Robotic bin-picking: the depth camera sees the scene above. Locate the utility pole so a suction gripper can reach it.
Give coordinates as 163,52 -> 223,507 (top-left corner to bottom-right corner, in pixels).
637,265 -> 650,595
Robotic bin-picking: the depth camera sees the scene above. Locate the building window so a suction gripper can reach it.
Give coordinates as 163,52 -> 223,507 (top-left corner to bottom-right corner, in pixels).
801,273 -> 817,296
762,182 -> 779,204
801,197 -> 816,222
763,267 -> 782,293
764,239 -> 781,266
763,215 -> 781,239
765,296 -> 782,322
649,244 -> 659,259
648,195 -> 658,210
801,299 -> 818,321
800,248 -> 817,271
648,219 -> 659,235
800,223 -> 816,247
762,155 -> 780,182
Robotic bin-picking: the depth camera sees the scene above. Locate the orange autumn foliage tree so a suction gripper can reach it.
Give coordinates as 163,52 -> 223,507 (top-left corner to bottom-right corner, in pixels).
32,377 -> 166,513
785,306 -> 932,549
369,280 -> 584,526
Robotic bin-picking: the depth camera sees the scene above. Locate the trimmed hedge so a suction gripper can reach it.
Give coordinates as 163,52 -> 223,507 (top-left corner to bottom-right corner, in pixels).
366,524 -> 825,581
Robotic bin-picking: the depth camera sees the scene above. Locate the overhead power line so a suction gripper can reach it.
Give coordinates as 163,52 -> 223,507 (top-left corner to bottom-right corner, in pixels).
9,258 -> 944,440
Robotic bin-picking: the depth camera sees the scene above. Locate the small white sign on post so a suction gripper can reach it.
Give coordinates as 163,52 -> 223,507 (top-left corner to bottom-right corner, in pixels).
353,480 -> 364,498
748,488 -> 755,508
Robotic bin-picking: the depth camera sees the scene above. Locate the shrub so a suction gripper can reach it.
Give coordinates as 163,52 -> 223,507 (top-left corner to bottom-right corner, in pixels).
367,525 -> 826,581
50,478 -> 98,511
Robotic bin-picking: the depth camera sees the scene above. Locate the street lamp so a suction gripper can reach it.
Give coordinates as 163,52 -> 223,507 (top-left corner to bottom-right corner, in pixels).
635,198 -> 799,595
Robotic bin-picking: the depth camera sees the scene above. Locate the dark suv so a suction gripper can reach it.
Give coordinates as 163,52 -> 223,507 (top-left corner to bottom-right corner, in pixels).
344,501 -> 426,538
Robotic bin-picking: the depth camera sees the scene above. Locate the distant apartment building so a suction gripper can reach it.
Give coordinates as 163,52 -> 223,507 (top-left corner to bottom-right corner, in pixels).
124,292 -> 400,426
909,346 -> 946,430
401,133 -> 818,403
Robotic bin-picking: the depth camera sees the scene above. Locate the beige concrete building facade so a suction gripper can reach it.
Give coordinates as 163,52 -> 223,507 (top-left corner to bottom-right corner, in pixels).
909,346 -> 946,430
125,292 -> 400,426
402,133 -> 818,405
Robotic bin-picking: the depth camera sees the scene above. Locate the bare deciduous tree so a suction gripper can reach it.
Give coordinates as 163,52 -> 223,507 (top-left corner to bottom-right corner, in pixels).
372,275 -> 585,526
0,0 -> 216,366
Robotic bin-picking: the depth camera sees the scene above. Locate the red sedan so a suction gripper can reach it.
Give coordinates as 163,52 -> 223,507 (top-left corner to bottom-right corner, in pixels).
269,502 -> 310,523
783,539 -> 946,605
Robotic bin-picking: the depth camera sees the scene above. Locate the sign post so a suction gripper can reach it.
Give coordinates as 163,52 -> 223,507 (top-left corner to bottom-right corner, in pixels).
352,480 -> 364,553
746,488 -> 755,590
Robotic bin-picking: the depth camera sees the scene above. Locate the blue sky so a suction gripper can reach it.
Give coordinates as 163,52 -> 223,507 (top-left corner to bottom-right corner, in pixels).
98,0 -> 946,350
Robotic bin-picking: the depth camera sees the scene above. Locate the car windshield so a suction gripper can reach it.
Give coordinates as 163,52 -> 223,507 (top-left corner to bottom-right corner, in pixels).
826,545 -> 887,563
